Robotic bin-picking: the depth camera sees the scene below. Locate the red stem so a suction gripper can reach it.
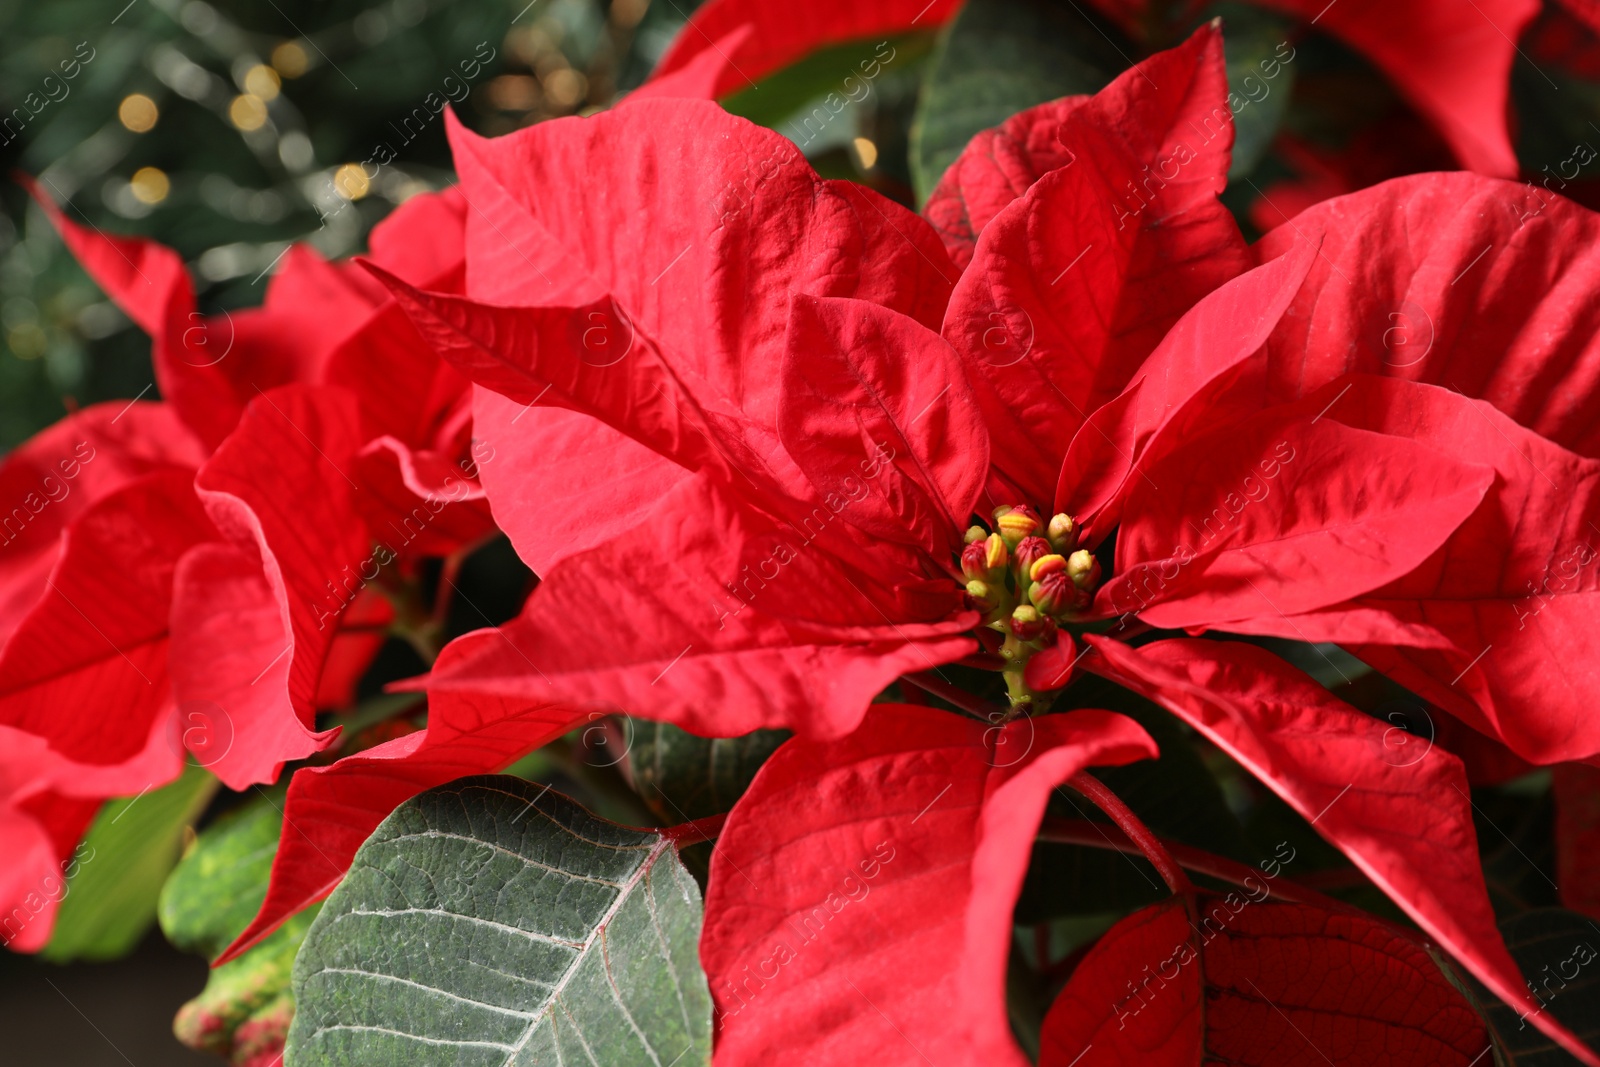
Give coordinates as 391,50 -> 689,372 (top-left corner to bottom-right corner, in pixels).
1037,817 -> 1352,913
902,671 -> 1008,721
661,812 -> 727,846
1064,773 -> 1194,894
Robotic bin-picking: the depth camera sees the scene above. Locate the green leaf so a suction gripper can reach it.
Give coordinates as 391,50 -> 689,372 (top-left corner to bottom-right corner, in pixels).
908,0 -> 1124,202
625,719 -> 789,824
41,764 -> 217,961
1457,908 -> 1600,1065
1209,4 -> 1298,178
174,907 -> 320,1065
720,33 -> 935,134
158,790 -> 321,1065
286,776 -> 713,1067
159,791 -> 284,957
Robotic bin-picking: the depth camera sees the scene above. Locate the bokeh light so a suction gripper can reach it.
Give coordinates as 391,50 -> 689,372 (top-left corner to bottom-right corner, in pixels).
118,94 -> 159,133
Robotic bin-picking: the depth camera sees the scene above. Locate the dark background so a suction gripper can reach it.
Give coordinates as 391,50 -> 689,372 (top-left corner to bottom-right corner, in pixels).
0,0 -> 687,449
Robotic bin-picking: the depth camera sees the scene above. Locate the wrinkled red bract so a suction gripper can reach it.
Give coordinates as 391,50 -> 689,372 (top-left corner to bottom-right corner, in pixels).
1088,638 -> 1600,1064
1039,895 -> 1488,1066
943,27 -> 1251,505
700,704 -> 1157,1066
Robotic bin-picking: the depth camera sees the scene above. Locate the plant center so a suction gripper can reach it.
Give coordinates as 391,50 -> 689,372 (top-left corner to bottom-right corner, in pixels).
959,505 -> 1102,714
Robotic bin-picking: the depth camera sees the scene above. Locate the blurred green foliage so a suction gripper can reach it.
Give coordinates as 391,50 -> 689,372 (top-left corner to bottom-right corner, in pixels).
0,0 -> 690,448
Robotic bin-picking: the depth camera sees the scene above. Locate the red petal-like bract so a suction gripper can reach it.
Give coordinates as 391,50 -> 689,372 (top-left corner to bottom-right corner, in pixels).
778,294 -> 987,559
1247,177 -> 1600,765
1253,173 -> 1600,457
1038,894 -> 1488,1066
1250,0 -> 1534,177
1088,637 -> 1600,1066
924,96 -> 1087,270
440,100 -> 955,576
1209,376 -> 1600,766
644,0 -> 960,101
942,26 -> 1250,505
422,471 -> 978,741
0,471 -> 209,793
1054,235 -> 1316,541
218,631 -> 583,962
173,385 -> 367,789
0,726 -> 101,952
0,404 -> 208,794
22,181 -> 237,449
470,388 -> 679,576
1098,386 -> 1494,628
701,704 -> 1157,1066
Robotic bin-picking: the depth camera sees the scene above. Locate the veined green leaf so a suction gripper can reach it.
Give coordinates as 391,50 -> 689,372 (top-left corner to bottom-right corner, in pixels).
286,776 -> 713,1066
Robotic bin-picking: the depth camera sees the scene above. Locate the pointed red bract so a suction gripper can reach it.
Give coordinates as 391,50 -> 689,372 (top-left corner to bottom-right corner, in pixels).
1251,0 -> 1534,177
0,470 -> 211,793
779,295 -> 988,558
0,730 -> 99,953
1253,173 -> 1600,457
0,406 -> 206,764
924,97 -> 1087,269
471,390 -> 683,577
218,631 -> 583,962
1038,895 -> 1488,1066
362,270 -> 744,482
1178,374 -> 1600,767
1087,637 -> 1600,1066
1097,391 -> 1494,628
942,26 -> 1250,504
1055,237 -> 1316,542
701,704 -> 1157,1067
423,472 -> 978,741
173,386 -> 368,788
441,101 -> 956,576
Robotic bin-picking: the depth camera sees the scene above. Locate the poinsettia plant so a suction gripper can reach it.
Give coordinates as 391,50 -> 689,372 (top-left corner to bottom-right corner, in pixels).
6,2 -> 1600,1066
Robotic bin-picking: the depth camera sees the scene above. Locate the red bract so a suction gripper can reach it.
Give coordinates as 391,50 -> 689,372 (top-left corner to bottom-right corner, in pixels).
1038,895 -> 1488,1065
0,184 -> 490,950
1086,639 -> 1566,1057
698,705 -> 1157,1066
374,97 -> 977,739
